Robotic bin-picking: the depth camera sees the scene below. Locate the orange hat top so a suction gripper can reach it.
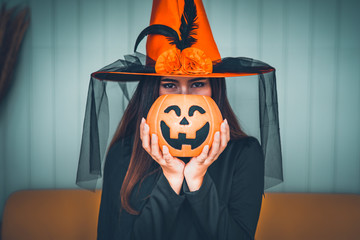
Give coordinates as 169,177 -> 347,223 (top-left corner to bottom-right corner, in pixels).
134,0 -> 221,75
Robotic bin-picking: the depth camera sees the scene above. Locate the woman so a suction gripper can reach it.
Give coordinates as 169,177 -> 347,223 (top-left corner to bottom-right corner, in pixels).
76,0 -> 282,239
97,76 -> 264,240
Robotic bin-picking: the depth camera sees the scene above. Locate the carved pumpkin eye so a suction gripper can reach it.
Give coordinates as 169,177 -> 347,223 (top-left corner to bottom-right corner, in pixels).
147,94 -> 223,157
164,105 -> 181,116
189,105 -> 205,116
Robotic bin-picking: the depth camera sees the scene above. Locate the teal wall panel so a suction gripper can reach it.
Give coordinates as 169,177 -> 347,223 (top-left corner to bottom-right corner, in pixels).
334,0 -> 360,193
282,0 -> 311,192
309,0 -> 338,192
54,0 -> 80,187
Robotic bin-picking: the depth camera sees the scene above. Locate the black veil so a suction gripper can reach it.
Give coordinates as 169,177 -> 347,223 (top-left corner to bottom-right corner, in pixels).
76,52 -> 283,190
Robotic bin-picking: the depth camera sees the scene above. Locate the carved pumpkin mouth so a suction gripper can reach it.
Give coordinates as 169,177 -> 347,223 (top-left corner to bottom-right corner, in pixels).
160,121 -> 210,150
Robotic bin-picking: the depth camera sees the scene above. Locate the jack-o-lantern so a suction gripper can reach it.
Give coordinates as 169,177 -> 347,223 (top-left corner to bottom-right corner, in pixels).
147,94 -> 223,157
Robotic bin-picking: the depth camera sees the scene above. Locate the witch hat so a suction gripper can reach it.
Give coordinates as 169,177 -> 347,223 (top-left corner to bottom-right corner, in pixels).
92,0 -> 274,81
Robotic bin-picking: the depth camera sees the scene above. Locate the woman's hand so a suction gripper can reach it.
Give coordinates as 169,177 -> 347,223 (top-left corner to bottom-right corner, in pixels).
140,118 -> 185,194
184,119 -> 230,192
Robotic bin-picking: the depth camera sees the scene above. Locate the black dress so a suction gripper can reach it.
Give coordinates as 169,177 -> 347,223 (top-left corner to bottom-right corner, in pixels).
97,136 -> 264,240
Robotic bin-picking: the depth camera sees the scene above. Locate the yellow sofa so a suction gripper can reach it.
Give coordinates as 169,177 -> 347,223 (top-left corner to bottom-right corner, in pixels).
1,190 -> 360,240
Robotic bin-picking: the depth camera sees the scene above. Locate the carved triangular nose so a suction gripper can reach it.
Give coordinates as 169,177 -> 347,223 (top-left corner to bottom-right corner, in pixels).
180,117 -> 189,125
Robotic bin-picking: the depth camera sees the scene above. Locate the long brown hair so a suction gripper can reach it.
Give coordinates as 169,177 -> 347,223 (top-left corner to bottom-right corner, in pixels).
108,77 -> 246,215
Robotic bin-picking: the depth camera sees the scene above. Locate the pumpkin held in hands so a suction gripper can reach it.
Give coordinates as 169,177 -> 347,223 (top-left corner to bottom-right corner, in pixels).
147,94 -> 223,157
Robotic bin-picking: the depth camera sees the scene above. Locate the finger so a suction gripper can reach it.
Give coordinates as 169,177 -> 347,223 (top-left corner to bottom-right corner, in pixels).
215,121 -> 230,160
207,131 -> 220,162
220,121 -> 228,151
225,119 -> 230,141
139,118 -> 145,140
141,122 -> 151,153
162,145 -> 172,163
151,134 -> 162,160
197,145 -> 210,163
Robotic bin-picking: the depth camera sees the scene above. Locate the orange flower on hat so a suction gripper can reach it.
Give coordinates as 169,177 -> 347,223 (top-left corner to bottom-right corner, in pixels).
155,47 -> 182,74
155,47 -> 212,75
180,47 -> 212,74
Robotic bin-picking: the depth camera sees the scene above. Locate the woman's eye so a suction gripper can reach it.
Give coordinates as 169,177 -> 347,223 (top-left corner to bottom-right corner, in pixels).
192,82 -> 205,88
162,83 -> 176,89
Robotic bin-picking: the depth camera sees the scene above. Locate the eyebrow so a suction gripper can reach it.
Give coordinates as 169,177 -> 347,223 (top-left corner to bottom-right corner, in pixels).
160,77 -> 208,83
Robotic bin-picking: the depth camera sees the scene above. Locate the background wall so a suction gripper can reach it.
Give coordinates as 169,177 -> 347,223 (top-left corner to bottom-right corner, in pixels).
1,0 -> 359,219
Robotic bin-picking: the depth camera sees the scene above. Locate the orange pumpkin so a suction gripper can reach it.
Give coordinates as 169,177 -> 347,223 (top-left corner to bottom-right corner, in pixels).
147,94 -> 223,157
